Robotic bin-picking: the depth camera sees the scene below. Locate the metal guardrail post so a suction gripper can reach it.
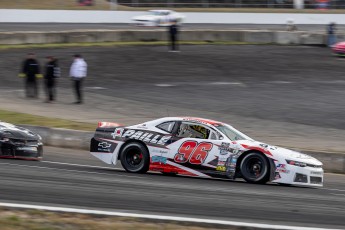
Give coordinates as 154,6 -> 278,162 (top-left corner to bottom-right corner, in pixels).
236,0 -> 243,8
202,0 -> 209,8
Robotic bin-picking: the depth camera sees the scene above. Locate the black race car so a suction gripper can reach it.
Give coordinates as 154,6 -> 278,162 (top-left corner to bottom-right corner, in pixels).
0,121 -> 43,160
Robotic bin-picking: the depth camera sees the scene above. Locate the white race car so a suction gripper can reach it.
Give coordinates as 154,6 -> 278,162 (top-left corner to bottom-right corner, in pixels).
131,10 -> 185,27
90,117 -> 324,187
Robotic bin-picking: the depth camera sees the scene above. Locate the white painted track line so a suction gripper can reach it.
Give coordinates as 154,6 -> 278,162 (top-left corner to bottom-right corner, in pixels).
0,202 -> 342,230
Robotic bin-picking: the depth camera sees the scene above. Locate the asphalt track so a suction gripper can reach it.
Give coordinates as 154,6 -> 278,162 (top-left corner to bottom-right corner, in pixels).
1,45 -> 345,131
1,23 -> 345,32
0,147 -> 344,229
1,27 -> 345,229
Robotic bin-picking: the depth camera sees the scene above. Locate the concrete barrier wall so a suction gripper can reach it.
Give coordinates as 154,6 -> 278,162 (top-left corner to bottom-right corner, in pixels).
0,30 -> 329,45
22,125 -> 93,150
1,9 -> 345,24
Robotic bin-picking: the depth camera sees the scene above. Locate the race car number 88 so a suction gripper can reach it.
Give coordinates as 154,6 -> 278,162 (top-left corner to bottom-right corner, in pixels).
174,141 -> 213,164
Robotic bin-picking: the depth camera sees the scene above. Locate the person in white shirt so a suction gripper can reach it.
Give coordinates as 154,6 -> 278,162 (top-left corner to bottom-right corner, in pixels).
69,54 -> 87,104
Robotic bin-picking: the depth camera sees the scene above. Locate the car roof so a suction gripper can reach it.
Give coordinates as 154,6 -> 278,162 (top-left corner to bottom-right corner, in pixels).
147,117 -> 226,127
149,10 -> 172,13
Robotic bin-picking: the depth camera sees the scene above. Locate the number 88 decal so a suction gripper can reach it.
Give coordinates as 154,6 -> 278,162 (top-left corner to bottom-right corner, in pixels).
174,141 -> 213,164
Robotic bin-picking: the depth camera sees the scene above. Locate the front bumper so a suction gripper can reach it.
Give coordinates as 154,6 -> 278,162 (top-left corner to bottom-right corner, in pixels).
272,165 -> 323,187
0,142 -> 43,160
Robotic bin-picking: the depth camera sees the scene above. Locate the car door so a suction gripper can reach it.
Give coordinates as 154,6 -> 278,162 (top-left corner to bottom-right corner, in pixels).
160,121 -> 222,176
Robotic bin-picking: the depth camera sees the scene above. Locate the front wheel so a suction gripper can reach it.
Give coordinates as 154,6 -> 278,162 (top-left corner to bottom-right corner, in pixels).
240,152 -> 269,184
120,142 -> 150,173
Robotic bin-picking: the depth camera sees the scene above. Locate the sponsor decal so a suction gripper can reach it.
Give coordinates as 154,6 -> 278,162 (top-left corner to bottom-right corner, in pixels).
270,146 -> 278,150
122,130 -> 136,138
218,155 -> 227,161
219,142 -> 230,155
217,160 -> 226,166
259,143 -> 269,148
120,129 -> 171,146
97,142 -> 112,152
260,143 -> 277,151
275,172 -> 281,180
151,149 -> 169,154
111,128 -> 124,139
151,156 -> 167,164
182,118 -> 213,126
218,142 -> 239,155
175,153 -> 187,162
276,164 -> 290,174
226,155 -> 237,169
174,141 -> 213,165
98,142 -> 111,149
216,165 -> 226,171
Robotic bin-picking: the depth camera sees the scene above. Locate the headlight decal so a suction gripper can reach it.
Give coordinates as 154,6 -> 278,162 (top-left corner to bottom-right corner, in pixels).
286,159 -> 307,167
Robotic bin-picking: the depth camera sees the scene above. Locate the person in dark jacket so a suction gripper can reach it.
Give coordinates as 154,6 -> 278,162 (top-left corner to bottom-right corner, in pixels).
327,22 -> 336,47
168,20 -> 179,52
21,53 -> 41,98
44,56 -> 59,102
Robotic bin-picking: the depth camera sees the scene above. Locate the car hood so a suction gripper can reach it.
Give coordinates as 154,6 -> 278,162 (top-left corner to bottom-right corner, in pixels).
237,140 -> 322,166
335,41 -> 345,47
132,15 -> 158,21
0,122 -> 40,140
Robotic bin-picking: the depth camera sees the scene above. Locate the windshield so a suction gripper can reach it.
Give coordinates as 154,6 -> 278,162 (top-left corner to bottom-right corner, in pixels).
216,125 -> 253,141
151,11 -> 164,16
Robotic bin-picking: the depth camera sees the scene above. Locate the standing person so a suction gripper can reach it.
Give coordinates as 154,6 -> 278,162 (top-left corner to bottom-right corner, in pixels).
44,56 -> 59,103
168,19 -> 179,52
69,54 -> 87,104
21,53 -> 41,98
327,22 -> 336,47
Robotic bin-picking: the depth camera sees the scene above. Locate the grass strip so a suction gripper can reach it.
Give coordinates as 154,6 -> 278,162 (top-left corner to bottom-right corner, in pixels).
0,109 -> 95,131
0,207 -> 242,230
0,41 -> 269,50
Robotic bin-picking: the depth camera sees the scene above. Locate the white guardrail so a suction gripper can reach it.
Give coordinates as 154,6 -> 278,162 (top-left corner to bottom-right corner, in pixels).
0,9 -> 345,24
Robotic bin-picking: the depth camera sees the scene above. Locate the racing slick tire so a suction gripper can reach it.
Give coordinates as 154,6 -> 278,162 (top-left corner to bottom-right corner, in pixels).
120,142 -> 150,173
240,152 -> 270,184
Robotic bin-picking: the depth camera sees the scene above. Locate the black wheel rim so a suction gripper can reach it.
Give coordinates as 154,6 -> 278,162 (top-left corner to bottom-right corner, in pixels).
125,148 -> 144,169
244,156 -> 265,179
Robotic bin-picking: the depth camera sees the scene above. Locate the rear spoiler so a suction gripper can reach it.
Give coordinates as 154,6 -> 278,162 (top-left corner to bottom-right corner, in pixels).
97,121 -> 122,128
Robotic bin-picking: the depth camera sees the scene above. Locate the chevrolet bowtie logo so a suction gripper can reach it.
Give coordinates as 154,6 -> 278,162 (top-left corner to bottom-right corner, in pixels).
98,142 -> 111,148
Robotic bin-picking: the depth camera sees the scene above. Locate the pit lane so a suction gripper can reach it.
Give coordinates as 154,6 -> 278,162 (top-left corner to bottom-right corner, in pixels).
0,147 -> 344,229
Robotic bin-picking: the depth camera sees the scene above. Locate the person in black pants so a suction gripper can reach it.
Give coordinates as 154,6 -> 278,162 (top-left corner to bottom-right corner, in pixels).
168,20 -> 179,52
69,54 -> 87,104
44,56 -> 59,103
21,53 -> 40,98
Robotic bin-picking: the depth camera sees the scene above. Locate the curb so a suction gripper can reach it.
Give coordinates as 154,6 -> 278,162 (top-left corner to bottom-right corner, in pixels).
22,125 -> 345,173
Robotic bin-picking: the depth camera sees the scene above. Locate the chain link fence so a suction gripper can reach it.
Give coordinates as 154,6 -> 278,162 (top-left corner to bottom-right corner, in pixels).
2,0 -> 345,10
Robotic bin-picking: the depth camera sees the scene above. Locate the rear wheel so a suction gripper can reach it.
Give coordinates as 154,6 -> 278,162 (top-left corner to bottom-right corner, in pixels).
120,142 -> 150,173
240,152 -> 269,184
